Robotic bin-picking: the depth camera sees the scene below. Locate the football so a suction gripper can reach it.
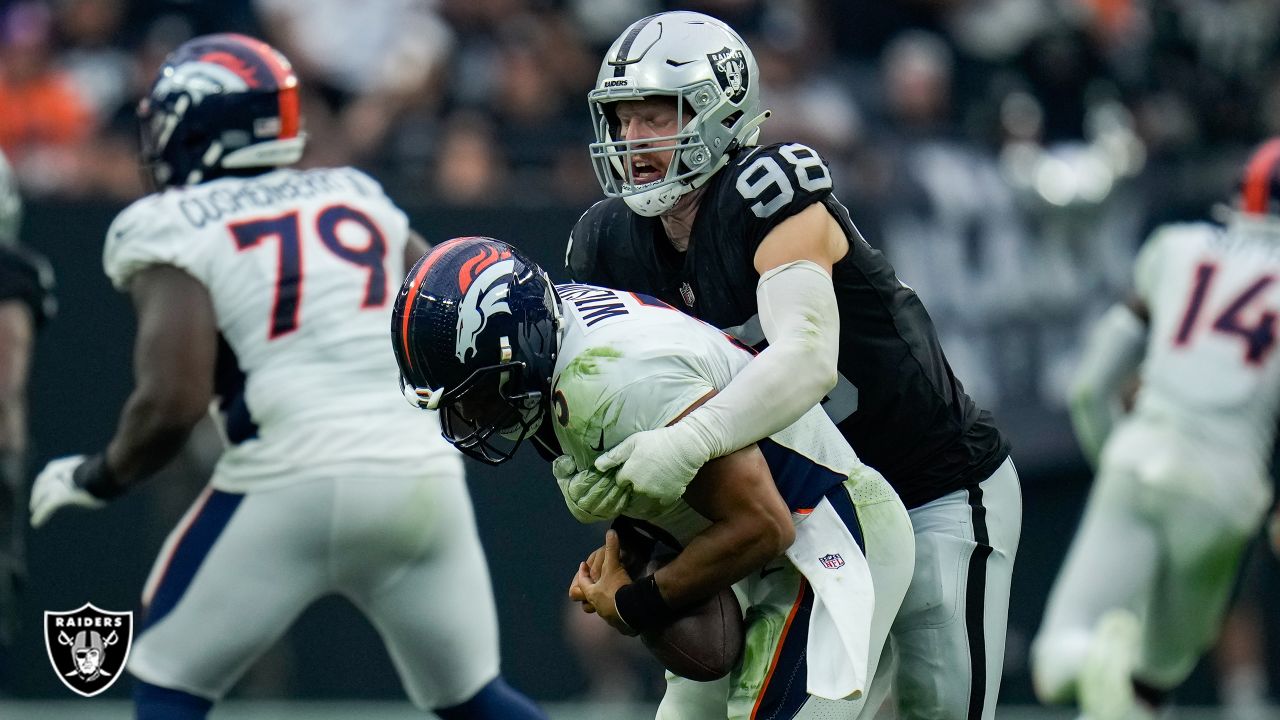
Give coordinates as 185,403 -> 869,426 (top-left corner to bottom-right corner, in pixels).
637,553 -> 745,682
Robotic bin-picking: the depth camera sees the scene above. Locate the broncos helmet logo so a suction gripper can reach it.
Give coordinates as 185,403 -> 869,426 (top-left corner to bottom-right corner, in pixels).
455,246 -> 515,362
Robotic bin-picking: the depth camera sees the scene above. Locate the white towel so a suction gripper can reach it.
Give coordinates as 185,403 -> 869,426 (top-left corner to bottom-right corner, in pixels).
784,496 -> 876,700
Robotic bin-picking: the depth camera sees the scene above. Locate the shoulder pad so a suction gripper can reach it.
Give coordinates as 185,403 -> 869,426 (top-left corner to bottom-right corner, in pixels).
102,193 -> 187,291
1133,222 -> 1214,301
720,142 -> 834,221
567,199 -> 626,283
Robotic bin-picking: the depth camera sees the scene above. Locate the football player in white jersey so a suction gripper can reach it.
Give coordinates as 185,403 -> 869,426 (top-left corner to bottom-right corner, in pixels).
26,35 -> 546,720
1030,138 -> 1280,719
392,237 -> 917,719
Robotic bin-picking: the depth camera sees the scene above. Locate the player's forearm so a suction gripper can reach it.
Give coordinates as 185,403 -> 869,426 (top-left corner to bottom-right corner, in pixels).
1068,302 -> 1147,465
653,510 -> 794,610
101,387 -> 204,491
683,260 -> 839,459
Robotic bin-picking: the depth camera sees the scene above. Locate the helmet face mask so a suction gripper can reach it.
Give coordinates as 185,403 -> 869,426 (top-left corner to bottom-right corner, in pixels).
392,237 -> 561,466
431,362 -> 545,465
588,11 -> 768,216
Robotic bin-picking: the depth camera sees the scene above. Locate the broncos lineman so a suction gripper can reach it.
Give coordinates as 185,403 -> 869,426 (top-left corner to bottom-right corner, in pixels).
0,148 -> 55,682
26,35 -> 545,720
1031,139 -> 1280,719
393,236 -> 916,719
562,11 -> 1021,719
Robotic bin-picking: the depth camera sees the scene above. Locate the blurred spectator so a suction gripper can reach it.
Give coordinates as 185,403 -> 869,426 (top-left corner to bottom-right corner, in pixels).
255,0 -> 454,166
55,0 -> 132,125
568,0 -> 659,49
753,7 -> 862,162
431,111 -> 509,205
871,30 -> 1031,410
0,1 -> 93,196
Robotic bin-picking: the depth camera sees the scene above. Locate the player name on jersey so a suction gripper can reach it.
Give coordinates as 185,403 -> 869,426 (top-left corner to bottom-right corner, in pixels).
176,168 -> 377,229
558,283 -> 631,326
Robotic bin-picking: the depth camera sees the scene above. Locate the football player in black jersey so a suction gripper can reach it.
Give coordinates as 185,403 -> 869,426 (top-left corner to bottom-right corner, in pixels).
562,12 -> 1022,719
0,149 -> 55,682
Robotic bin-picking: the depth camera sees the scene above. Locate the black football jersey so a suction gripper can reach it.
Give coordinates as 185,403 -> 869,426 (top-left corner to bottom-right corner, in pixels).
567,142 -> 1009,508
0,244 -> 56,328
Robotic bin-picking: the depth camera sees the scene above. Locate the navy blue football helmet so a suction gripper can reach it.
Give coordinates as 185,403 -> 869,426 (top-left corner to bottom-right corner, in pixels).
392,237 -> 562,464
138,33 -> 305,190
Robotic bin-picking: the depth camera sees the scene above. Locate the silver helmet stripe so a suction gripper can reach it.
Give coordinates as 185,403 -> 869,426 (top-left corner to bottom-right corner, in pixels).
610,14 -> 660,76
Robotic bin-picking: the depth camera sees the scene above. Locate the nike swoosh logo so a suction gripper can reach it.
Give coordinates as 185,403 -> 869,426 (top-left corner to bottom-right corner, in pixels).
666,59 -> 697,67
590,427 -> 606,452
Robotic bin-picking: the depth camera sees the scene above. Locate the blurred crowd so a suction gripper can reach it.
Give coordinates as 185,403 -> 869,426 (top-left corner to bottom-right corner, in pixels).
3,0 -> 1280,415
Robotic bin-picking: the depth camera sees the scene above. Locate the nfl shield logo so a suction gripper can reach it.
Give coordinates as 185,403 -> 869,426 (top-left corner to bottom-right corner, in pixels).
819,553 -> 845,570
44,603 -> 133,697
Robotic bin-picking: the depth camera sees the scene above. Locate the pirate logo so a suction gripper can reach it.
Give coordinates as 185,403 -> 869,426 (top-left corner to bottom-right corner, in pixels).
706,47 -> 749,105
44,603 -> 133,697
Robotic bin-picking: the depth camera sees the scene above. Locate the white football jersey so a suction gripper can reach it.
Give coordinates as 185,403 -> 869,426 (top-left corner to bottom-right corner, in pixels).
549,283 -> 888,544
104,167 -> 457,490
1132,218 -> 1280,465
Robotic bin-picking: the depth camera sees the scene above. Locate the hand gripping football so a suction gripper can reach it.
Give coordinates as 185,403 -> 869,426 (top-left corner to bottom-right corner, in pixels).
636,550 -> 745,682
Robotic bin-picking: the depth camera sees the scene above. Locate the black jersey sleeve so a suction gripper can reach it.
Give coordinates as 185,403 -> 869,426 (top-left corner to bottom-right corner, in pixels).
0,245 -> 56,328
717,142 -> 836,253
566,200 -> 614,285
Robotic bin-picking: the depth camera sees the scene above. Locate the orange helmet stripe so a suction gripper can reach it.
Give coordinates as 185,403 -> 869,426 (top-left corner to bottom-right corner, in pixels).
399,238 -> 468,372
1243,138 -> 1280,214
233,33 -> 300,140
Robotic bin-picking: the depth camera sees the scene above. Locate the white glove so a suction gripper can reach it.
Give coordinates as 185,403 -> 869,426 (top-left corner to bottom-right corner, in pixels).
554,455 -> 631,524
593,422 -> 712,504
30,455 -> 106,529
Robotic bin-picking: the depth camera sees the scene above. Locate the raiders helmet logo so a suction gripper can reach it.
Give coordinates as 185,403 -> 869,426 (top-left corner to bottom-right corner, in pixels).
44,603 -> 133,697
455,246 -> 515,362
706,47 -> 749,105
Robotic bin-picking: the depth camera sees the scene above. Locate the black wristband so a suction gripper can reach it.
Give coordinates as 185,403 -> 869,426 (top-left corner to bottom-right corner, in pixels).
614,574 -> 674,634
72,453 -> 127,500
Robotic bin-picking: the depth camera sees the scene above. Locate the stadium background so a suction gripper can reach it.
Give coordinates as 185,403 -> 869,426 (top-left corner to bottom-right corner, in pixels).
3,0 -> 1280,715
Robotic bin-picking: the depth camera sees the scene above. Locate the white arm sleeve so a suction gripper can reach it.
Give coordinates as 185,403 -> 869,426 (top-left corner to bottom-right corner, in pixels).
681,260 -> 840,459
1068,302 -> 1147,466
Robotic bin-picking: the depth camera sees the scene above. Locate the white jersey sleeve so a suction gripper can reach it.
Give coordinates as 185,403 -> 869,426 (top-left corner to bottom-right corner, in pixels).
1132,223 -> 1182,304
105,194 -> 207,290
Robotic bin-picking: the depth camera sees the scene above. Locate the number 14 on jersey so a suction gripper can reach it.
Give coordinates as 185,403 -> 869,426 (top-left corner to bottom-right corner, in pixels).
1174,261 -> 1277,365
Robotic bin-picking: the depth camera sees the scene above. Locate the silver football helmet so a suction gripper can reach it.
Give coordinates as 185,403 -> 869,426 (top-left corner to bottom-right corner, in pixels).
588,11 -> 770,216
0,150 -> 20,246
